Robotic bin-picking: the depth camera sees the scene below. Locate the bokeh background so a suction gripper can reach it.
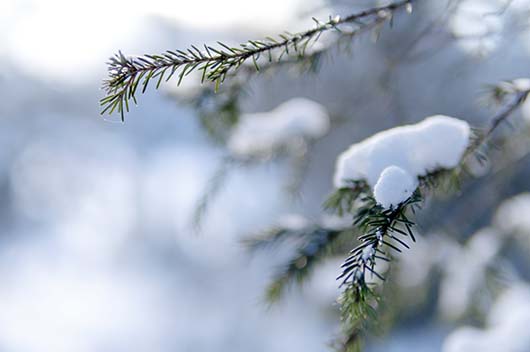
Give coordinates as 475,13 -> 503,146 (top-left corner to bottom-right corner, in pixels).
2,0 -> 530,351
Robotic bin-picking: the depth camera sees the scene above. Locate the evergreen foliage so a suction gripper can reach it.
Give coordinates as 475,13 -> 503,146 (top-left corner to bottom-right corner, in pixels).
100,0 -> 530,350
248,224 -> 348,302
100,0 -> 414,120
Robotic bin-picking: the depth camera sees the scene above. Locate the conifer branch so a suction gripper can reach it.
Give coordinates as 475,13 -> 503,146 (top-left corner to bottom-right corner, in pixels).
328,81 -> 530,350
100,0 -> 415,120
246,221 -> 351,302
235,78 -> 529,350
333,81 -> 530,295
327,172 -> 450,351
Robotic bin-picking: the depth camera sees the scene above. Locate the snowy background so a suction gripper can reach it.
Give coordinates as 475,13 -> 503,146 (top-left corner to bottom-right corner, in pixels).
2,0 -> 530,351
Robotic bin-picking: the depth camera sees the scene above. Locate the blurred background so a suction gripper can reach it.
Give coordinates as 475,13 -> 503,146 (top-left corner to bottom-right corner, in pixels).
1,0 -> 530,351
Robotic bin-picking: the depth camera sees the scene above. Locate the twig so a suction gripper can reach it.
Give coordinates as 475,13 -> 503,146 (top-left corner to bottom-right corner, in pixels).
465,88 -> 530,161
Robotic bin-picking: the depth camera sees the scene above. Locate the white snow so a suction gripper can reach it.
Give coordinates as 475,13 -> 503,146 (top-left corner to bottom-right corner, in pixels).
443,284 -> 530,352
334,115 -> 470,208
373,165 -> 418,209
228,98 -> 330,157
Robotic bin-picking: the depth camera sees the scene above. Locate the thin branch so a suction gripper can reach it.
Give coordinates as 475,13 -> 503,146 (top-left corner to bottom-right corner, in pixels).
100,0 -> 416,120
465,87 -> 530,162
244,218 -> 352,302
484,89 -> 530,139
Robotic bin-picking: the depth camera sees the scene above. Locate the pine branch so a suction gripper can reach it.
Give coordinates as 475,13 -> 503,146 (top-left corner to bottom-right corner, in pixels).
330,81 -> 530,349
326,186 -> 428,351
267,228 -> 344,302
100,0 -> 415,120
246,221 -> 351,302
332,101 -> 524,294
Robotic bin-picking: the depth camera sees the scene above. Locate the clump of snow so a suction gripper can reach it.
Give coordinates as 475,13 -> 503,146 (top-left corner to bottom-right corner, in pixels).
373,165 -> 418,209
334,115 -> 470,208
443,284 -> 530,352
228,98 -> 330,157
448,0 -> 504,56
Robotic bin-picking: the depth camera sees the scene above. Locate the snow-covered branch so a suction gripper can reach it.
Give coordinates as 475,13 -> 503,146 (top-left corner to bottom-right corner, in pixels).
250,80 -> 529,351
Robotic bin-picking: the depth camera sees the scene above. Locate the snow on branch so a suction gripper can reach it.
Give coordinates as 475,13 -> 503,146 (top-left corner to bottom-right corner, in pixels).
228,98 -> 330,157
324,81 -> 530,351
246,80 -> 530,351
191,98 -> 331,230
334,115 -> 471,208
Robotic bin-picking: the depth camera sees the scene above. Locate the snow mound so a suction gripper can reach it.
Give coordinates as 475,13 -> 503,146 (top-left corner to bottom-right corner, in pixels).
373,166 -> 418,209
334,115 -> 470,208
228,98 -> 330,157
